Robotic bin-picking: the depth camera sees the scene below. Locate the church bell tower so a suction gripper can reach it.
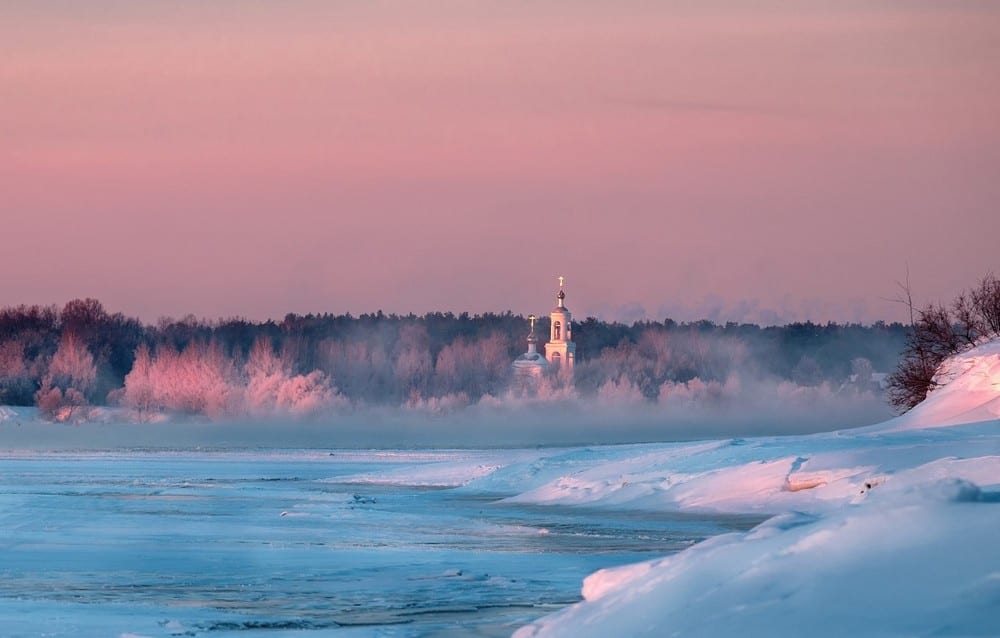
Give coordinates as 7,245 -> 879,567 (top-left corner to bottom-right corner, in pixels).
545,276 -> 576,371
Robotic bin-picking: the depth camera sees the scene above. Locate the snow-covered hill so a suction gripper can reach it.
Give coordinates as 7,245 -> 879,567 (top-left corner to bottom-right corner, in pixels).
880,339 -> 1000,431
510,342 -> 1000,637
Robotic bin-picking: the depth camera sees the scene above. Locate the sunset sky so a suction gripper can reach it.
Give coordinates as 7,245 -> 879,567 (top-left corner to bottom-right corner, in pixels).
2,1 -> 998,324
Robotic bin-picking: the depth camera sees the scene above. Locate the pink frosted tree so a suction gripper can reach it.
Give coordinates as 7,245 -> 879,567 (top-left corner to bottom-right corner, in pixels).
165,340 -> 240,418
47,332 -> 97,393
120,337 -> 340,420
35,332 -> 97,421
273,370 -> 339,415
120,340 -> 239,418
245,336 -> 339,416
244,336 -> 292,415
121,343 -> 157,418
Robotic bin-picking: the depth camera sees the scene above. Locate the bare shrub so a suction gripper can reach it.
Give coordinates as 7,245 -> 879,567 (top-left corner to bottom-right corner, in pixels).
887,273 -> 1000,412
970,273 -> 1000,336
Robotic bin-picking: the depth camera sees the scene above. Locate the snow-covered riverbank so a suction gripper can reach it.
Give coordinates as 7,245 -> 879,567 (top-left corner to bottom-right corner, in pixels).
509,341 -> 1000,637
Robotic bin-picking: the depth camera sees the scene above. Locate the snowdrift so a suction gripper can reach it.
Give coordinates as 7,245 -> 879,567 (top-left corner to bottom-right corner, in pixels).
0,406 -> 19,423
516,480 -> 999,638
881,339 -> 1000,431
510,342 -> 1000,637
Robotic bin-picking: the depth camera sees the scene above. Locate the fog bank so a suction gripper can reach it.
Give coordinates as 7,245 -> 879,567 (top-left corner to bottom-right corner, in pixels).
0,386 -> 891,450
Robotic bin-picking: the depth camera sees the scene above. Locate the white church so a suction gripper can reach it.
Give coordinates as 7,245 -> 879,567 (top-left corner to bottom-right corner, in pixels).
512,277 -> 576,380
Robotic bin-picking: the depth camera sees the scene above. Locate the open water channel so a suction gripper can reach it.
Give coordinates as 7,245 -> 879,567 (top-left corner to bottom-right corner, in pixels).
0,450 -> 763,637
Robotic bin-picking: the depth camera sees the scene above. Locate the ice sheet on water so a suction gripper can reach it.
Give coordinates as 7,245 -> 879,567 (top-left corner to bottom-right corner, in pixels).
324,449 -> 548,487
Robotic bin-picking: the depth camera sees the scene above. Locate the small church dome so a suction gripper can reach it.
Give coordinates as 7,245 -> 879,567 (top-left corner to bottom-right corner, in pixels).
512,351 -> 548,370
512,313 -> 549,378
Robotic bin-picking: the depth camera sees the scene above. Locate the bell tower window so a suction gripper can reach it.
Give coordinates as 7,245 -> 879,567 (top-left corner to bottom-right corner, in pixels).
554,321 -> 561,340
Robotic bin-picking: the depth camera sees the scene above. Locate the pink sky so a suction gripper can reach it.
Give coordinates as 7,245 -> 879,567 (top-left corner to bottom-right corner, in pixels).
2,1 -> 998,324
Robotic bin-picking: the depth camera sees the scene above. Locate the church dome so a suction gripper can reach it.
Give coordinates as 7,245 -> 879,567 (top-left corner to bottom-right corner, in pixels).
512,349 -> 548,381
512,351 -> 548,370
513,313 -> 548,377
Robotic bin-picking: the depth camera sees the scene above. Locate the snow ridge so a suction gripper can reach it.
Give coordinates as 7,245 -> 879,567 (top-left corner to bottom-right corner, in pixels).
883,339 -> 1000,431
511,342 -> 1000,637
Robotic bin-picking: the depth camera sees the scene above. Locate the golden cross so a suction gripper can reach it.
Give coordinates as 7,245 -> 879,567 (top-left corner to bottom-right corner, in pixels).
558,275 -> 565,288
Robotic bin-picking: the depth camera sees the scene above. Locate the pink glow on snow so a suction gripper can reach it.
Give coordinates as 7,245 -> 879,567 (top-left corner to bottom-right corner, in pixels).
883,341 -> 1000,430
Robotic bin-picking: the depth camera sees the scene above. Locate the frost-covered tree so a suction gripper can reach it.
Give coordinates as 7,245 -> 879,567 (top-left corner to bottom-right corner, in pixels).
393,324 -> 433,401
34,332 -> 98,421
244,336 -> 338,416
244,335 -> 291,412
433,333 -> 511,399
573,328 -> 750,401
47,332 -> 97,394
169,340 -> 240,418
273,369 -> 339,415
121,343 -> 156,417
123,340 -> 240,418
35,382 -> 88,422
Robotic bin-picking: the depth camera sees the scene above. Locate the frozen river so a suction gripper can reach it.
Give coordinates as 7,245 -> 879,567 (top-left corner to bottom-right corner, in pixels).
0,450 -> 763,637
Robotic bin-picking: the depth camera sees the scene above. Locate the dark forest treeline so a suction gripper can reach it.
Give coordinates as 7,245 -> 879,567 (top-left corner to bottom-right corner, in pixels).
0,298 -> 908,418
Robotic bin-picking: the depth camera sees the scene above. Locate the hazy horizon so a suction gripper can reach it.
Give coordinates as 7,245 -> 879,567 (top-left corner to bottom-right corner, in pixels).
0,294 -> 921,327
